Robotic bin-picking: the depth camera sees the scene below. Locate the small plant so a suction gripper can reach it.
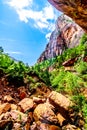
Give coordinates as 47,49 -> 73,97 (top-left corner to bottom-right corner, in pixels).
75,61 -> 87,74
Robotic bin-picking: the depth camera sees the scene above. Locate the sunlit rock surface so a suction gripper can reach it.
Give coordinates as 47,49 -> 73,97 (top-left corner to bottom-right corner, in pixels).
38,15 -> 84,62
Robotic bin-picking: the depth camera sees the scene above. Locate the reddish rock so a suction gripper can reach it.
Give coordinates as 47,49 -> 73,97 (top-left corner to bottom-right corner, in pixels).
36,121 -> 61,130
11,104 -> 17,110
27,112 -> 33,124
49,91 -> 71,110
4,95 -> 15,103
57,113 -> 66,126
30,122 -> 37,130
33,103 -> 58,124
18,98 -> 34,112
48,91 -> 72,120
18,86 -> 27,99
48,0 -> 87,33
0,103 -> 11,114
37,15 -> 84,62
10,110 -> 27,122
62,58 -> 77,67
13,123 -> 21,130
33,97 -> 46,104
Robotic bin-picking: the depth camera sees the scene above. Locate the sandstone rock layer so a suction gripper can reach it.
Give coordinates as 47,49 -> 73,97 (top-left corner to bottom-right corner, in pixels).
38,15 -> 84,62
48,0 -> 87,32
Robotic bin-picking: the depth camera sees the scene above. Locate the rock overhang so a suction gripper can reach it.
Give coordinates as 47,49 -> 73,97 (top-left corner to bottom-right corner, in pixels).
48,0 -> 87,33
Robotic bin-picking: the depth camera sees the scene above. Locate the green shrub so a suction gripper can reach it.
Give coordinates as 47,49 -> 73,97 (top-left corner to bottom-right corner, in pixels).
80,33 -> 87,45
75,61 -> 87,74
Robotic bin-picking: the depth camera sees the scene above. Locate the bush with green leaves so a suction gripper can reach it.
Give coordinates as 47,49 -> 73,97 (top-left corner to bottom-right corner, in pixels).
80,33 -> 87,45
75,61 -> 87,74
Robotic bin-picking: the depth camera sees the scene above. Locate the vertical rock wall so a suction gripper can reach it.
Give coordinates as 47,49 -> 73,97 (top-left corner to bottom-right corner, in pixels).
37,15 -> 84,62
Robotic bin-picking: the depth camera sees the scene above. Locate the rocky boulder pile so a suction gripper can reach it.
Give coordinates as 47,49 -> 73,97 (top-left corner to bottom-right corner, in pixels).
0,90 -> 84,130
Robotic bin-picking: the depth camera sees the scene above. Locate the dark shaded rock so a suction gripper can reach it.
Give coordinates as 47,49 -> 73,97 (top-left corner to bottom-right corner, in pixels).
48,0 -> 87,33
62,58 -> 77,67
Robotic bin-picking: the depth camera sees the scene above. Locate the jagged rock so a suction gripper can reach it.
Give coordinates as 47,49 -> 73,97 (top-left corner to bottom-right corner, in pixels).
18,86 -> 27,100
27,112 -> 33,124
24,122 -> 30,130
30,122 -> 37,130
4,95 -> 16,103
48,0 -> 87,33
10,110 -> 27,122
36,121 -> 61,130
62,124 -> 79,130
57,113 -> 66,126
33,103 -> 58,124
62,58 -> 77,67
33,97 -> 46,104
0,103 -> 11,114
48,91 -> 72,121
0,120 -> 13,130
0,110 -> 27,123
37,15 -> 84,62
48,91 -> 71,110
18,98 -> 34,112
11,104 -> 17,110
13,123 -> 21,130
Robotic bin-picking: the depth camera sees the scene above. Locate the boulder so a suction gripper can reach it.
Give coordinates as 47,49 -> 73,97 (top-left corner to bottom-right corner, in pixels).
36,121 -> 61,130
48,91 -> 72,120
10,110 -> 27,122
33,97 -> 46,104
18,98 -> 34,112
0,103 -> 11,114
33,103 -> 58,124
4,95 -> 16,103
48,91 -> 71,110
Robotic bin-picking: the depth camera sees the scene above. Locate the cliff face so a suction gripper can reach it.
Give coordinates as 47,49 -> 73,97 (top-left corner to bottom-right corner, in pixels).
48,0 -> 87,33
37,15 -> 84,62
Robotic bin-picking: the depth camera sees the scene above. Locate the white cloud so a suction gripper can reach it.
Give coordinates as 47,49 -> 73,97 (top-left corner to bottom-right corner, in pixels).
6,0 -> 58,31
7,0 -> 33,9
5,51 -> 22,55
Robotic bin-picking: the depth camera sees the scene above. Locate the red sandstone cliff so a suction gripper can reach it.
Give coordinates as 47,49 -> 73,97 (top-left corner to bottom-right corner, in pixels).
37,15 -> 84,62
48,0 -> 87,33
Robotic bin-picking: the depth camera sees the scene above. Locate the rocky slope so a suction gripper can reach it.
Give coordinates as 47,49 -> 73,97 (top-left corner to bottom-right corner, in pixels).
38,15 -> 84,62
0,76 -> 84,130
0,36 -> 87,129
48,0 -> 87,33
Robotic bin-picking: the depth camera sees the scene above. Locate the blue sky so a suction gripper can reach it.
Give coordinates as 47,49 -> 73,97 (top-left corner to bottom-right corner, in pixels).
0,0 -> 61,66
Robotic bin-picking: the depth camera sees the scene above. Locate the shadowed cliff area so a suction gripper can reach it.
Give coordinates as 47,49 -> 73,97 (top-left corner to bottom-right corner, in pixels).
48,0 -> 87,32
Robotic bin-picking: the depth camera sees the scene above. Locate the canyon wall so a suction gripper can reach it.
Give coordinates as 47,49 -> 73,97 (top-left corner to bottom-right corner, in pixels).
37,15 -> 84,62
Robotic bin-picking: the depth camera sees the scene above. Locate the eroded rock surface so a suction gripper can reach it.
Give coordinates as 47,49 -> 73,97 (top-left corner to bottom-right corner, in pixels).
38,15 -> 84,62
48,0 -> 87,32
